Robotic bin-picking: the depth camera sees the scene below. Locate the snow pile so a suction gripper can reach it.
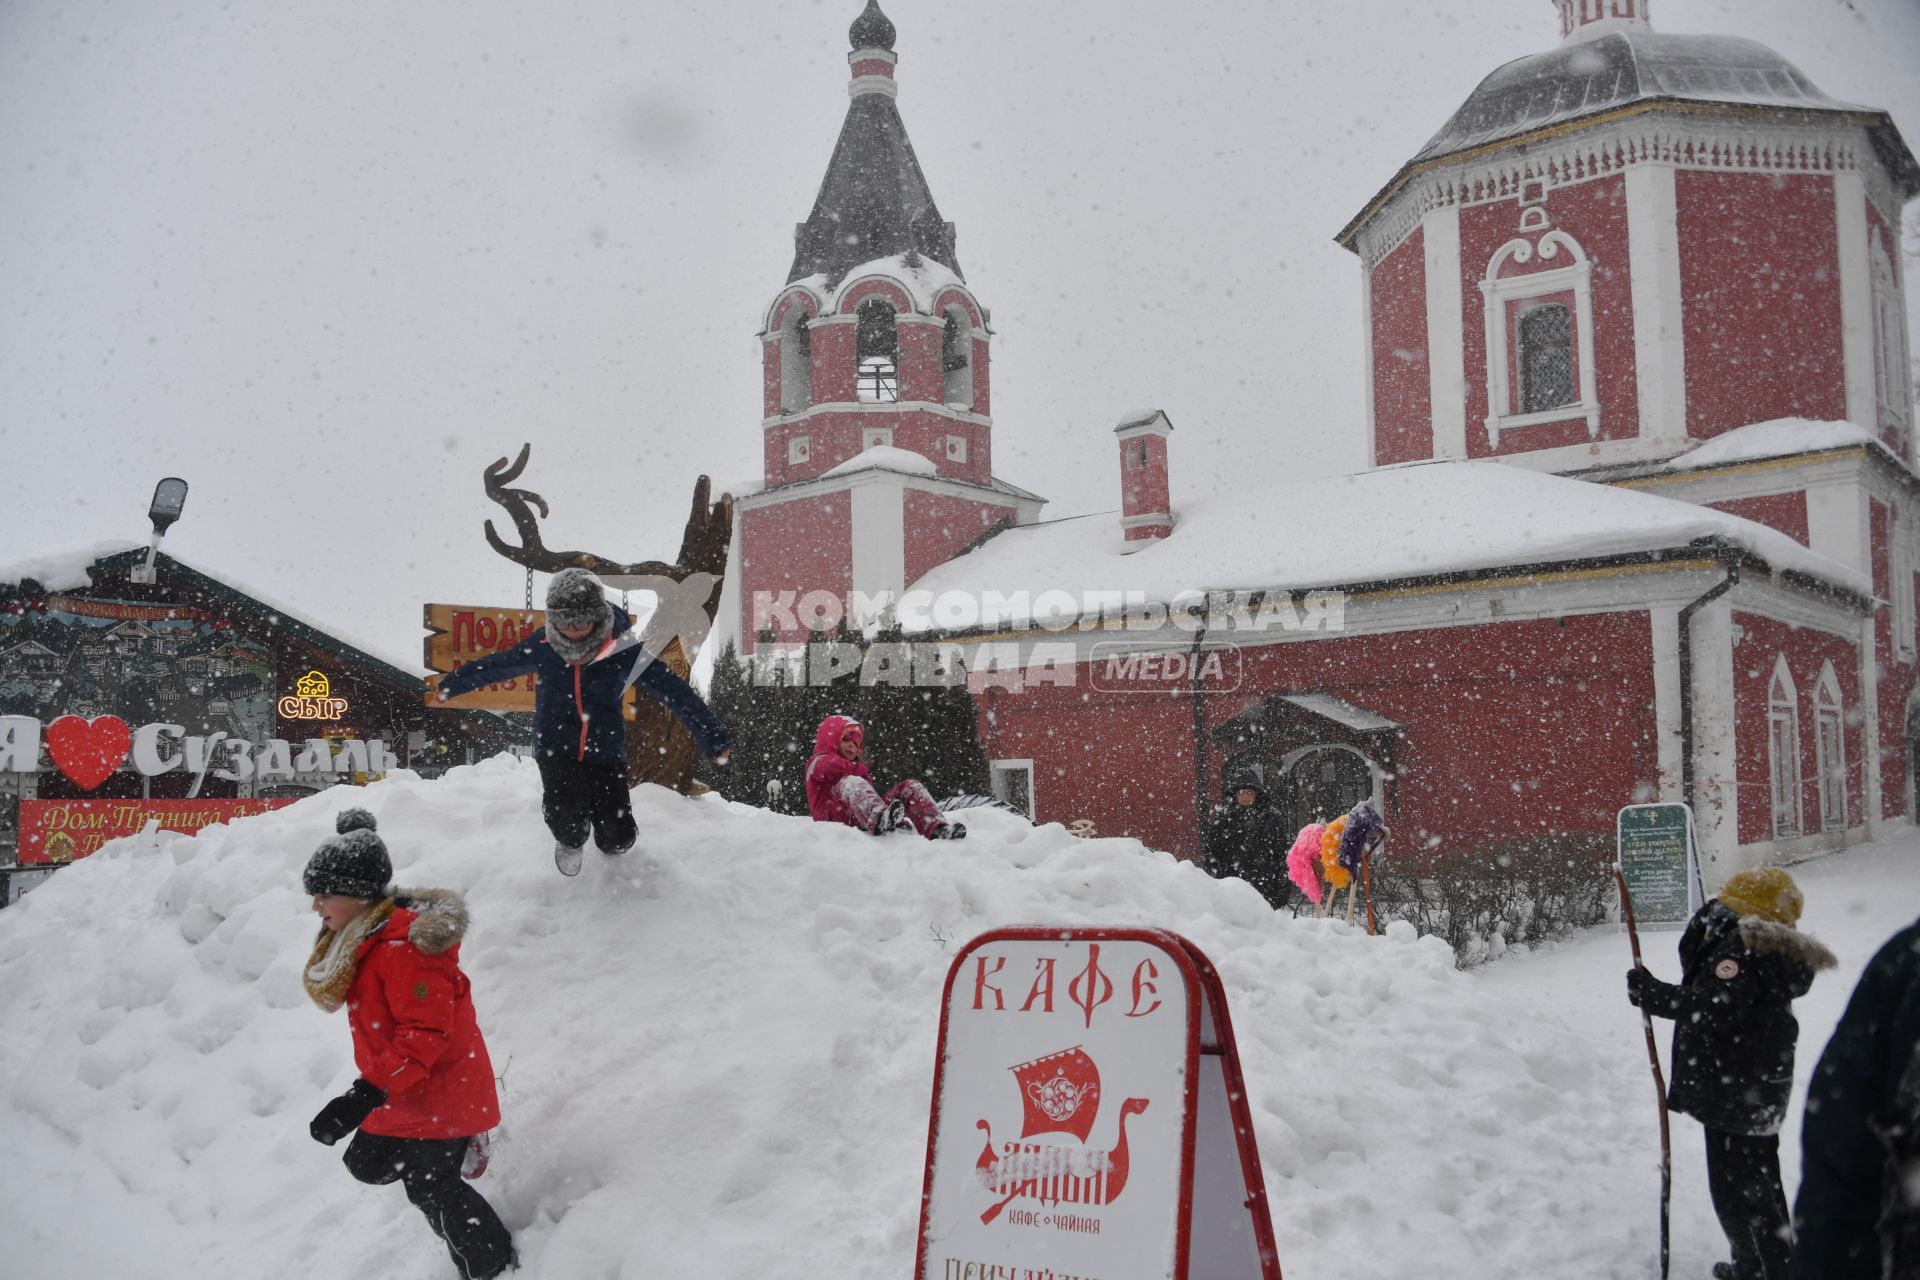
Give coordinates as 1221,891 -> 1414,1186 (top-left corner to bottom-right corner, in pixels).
1,759 -> 1912,1278
1670,418 -> 1887,471
823,444 -> 940,479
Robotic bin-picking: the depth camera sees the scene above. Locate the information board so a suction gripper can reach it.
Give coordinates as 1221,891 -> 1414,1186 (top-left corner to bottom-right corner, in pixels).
1616,803 -> 1698,930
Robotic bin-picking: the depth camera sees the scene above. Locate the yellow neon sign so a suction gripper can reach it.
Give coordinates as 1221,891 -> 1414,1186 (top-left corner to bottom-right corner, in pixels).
279,669 -> 350,720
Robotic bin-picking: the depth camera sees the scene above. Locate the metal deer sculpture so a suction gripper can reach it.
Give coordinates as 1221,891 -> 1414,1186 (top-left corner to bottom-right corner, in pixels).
481,443 -> 733,795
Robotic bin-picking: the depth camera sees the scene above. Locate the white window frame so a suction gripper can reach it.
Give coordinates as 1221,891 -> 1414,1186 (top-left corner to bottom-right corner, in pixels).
990,758 -> 1035,819
1813,661 -> 1847,833
1479,228 -> 1600,447
945,434 -> 968,462
787,435 -> 811,465
1870,229 -> 1913,446
1768,656 -> 1802,840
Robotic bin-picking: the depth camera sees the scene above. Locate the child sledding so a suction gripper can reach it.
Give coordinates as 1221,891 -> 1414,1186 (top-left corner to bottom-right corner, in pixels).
805,714 -> 966,840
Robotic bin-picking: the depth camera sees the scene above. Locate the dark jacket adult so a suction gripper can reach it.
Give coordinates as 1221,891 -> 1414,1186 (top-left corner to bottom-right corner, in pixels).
1793,914 -> 1920,1279
1632,899 -> 1837,1135
1204,786 -> 1295,909
438,607 -> 729,765
342,890 -> 500,1140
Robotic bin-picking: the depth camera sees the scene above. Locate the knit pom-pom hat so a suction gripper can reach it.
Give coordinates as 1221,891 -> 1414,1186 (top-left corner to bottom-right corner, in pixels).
1717,867 -> 1804,928
1287,824 -> 1326,905
302,808 -> 393,900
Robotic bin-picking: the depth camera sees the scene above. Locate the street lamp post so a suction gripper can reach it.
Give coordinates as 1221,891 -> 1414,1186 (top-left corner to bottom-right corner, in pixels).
130,477 -> 189,586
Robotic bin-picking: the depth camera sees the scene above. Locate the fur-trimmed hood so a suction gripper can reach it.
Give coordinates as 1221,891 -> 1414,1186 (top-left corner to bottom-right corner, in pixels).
388,887 -> 470,955
1737,915 -> 1838,973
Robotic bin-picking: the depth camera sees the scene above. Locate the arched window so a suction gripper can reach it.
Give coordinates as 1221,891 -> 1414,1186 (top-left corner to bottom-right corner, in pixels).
856,300 -> 899,403
779,306 -> 813,413
1518,303 -> 1573,414
1479,228 -> 1600,446
941,308 -> 973,409
1768,657 -> 1802,839
1814,663 -> 1847,832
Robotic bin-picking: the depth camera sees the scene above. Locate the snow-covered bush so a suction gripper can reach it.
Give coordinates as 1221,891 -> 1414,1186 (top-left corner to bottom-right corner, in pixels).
1370,833 -> 1613,967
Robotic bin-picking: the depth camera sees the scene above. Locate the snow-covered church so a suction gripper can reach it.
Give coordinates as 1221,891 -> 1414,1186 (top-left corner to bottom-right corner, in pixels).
719,0 -> 1917,886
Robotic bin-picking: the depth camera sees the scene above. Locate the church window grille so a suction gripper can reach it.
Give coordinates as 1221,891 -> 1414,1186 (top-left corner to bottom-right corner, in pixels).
1518,304 -> 1574,414
1768,658 -> 1802,840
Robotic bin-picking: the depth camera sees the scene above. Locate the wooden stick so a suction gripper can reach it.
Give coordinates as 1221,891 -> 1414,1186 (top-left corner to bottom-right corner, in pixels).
1615,865 -> 1672,1280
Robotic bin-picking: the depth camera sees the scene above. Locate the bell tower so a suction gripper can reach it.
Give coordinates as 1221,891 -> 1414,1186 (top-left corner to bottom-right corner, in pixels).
730,3 -> 1045,657
757,0 -> 995,492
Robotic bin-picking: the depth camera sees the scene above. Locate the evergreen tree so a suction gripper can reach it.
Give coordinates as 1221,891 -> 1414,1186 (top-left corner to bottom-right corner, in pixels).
705,621 -> 991,815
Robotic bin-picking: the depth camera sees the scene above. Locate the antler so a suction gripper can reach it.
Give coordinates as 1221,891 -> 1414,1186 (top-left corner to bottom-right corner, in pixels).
483,442 -> 694,581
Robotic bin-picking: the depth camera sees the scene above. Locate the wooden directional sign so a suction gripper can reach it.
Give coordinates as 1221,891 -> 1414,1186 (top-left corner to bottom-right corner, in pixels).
422,603 -> 542,711
1617,803 -> 1699,931
916,927 -> 1282,1280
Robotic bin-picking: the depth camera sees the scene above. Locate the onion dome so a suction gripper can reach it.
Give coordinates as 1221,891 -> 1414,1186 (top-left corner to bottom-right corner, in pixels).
850,0 -> 896,53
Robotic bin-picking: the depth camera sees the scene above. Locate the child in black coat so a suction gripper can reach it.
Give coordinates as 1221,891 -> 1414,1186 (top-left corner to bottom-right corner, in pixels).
1627,868 -> 1836,1280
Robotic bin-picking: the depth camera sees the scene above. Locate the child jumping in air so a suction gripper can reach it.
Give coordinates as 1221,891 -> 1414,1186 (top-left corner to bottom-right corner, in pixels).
805,714 -> 965,840
434,568 -> 731,876
1626,867 -> 1836,1280
301,809 -> 516,1280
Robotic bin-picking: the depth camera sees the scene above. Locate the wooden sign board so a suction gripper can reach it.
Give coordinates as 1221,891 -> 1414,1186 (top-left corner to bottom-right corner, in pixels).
422,603 -> 543,711
915,927 -> 1281,1280
1617,802 -> 1700,931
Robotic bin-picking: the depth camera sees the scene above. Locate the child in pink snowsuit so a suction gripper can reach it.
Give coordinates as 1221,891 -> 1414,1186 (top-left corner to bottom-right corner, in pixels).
804,715 -> 965,840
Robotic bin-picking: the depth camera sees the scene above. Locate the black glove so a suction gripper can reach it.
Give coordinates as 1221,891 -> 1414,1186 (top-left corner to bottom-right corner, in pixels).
309,1078 -> 388,1146
1625,966 -> 1650,1008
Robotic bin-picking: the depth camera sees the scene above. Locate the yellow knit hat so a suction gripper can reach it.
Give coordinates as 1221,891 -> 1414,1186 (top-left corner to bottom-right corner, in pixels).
1717,868 -> 1803,927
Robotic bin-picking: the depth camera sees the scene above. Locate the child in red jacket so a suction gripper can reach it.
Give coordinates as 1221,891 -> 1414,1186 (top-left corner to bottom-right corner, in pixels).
302,809 -> 516,1279
804,714 -> 965,839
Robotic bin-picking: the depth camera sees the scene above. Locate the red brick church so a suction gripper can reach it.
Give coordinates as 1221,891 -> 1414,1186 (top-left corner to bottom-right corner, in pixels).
719,0 -> 1917,887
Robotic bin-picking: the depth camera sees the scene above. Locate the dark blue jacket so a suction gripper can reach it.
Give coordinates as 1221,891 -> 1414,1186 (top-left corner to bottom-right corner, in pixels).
437,609 -> 729,766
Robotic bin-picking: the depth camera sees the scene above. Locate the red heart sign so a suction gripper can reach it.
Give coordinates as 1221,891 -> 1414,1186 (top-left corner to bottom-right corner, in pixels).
45,715 -> 133,790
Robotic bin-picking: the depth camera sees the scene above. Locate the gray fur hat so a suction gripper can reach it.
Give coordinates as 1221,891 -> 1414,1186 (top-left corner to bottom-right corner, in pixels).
545,568 -> 613,662
546,568 -> 612,630
303,808 -> 392,900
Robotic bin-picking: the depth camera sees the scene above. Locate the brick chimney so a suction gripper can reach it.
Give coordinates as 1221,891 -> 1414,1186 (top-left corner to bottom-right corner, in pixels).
1555,0 -> 1651,44
1115,410 -> 1173,545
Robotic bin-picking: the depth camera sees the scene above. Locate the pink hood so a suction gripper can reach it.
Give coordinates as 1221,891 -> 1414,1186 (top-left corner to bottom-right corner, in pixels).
814,715 -> 862,758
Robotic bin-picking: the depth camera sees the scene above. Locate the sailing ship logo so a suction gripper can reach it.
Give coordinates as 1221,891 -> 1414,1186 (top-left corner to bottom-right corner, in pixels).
975,1045 -> 1149,1224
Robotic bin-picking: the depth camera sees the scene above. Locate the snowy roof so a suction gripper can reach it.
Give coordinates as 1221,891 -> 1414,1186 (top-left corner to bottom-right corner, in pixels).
1414,32 -> 1874,167
787,70 -> 962,286
788,252 -> 974,317
0,540 -> 426,678
1340,31 -> 1918,249
1666,418 -> 1889,472
1281,692 -> 1400,733
907,459 -> 1869,629
822,443 -> 941,479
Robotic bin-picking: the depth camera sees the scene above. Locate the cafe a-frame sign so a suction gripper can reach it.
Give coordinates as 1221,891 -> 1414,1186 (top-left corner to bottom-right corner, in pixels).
915,927 -> 1282,1280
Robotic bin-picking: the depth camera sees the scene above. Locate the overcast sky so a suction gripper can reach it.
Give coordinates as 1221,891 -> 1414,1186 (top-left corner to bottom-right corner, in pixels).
4,0 -> 1917,672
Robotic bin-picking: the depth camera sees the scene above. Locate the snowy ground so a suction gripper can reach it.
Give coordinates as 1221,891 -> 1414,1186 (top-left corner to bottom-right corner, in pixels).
1,758 -> 1913,1279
